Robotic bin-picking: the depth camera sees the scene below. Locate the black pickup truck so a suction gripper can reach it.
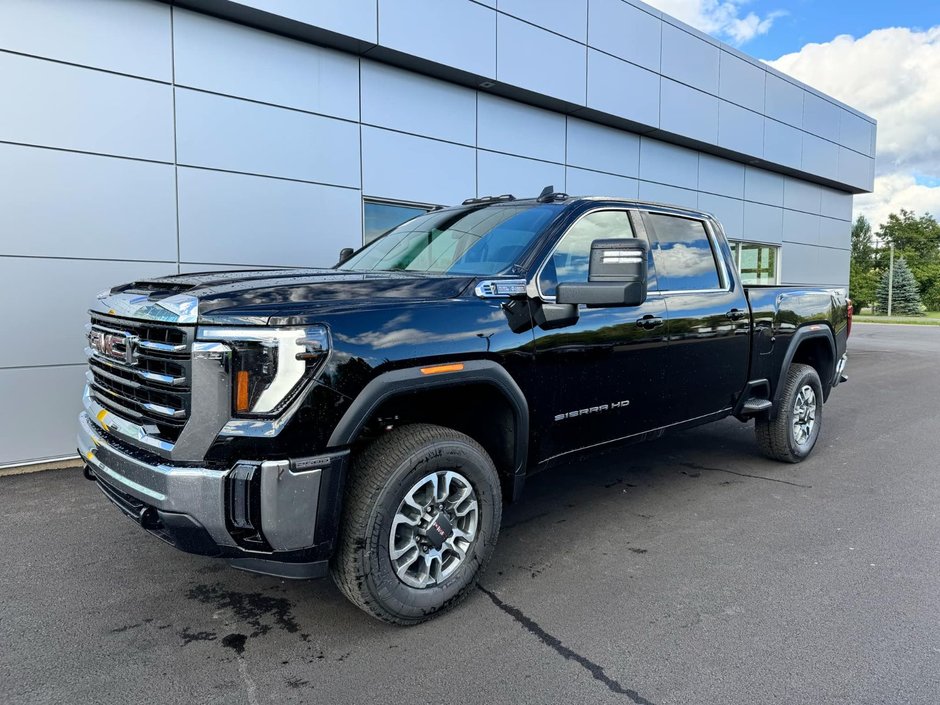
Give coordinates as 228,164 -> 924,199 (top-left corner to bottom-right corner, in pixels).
79,191 -> 850,624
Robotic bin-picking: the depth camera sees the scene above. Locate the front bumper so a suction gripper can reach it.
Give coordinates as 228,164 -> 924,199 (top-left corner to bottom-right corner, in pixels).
78,409 -> 348,579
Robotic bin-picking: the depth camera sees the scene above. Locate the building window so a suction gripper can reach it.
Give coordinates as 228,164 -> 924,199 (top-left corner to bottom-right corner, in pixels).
363,199 -> 437,244
730,241 -> 779,285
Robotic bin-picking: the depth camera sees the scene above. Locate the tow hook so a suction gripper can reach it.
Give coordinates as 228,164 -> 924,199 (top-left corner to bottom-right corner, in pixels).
139,507 -> 160,530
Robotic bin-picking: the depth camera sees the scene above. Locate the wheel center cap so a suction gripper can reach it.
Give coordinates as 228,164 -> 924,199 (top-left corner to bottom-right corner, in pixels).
423,512 -> 454,550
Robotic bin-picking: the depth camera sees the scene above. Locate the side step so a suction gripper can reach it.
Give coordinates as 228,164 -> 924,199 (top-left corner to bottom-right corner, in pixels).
740,398 -> 773,415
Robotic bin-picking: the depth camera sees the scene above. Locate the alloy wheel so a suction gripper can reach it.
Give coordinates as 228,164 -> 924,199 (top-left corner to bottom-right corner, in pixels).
389,470 -> 479,589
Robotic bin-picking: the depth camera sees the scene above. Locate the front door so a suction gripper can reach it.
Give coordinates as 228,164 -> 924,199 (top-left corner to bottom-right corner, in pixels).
531,208 -> 671,464
639,211 -> 750,424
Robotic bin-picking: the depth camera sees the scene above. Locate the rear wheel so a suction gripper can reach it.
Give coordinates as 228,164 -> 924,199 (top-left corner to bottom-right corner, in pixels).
756,363 -> 823,463
331,424 -> 502,625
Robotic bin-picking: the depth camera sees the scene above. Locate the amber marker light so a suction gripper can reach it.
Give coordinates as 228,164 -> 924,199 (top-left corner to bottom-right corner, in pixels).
235,370 -> 250,412
419,363 -> 465,375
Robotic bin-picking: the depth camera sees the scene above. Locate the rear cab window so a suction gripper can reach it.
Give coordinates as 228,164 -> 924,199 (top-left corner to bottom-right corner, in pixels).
642,213 -> 724,291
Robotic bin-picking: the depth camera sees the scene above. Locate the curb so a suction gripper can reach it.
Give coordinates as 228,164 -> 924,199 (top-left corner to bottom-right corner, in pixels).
0,456 -> 82,478
853,320 -> 940,328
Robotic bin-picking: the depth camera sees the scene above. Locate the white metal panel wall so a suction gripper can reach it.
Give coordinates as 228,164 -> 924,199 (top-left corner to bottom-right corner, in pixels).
210,0 -> 877,189
173,8 -> 360,119
0,367 -> 92,467
176,168 -> 363,267
718,101 -> 765,156
0,144 -> 178,261
241,0 -> 378,43
0,0 -> 858,466
477,151 -> 566,197
566,118 -> 640,178
588,0 -> 661,71
378,0 -> 495,76
477,95 -> 567,163
586,49 -> 662,127
360,61 -> 476,145
0,0 -> 172,79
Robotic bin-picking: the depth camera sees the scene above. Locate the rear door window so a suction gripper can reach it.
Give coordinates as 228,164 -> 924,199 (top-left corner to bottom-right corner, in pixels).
643,214 -> 722,291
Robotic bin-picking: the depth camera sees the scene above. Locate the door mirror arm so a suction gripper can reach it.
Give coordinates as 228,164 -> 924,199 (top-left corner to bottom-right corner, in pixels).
533,302 -> 580,330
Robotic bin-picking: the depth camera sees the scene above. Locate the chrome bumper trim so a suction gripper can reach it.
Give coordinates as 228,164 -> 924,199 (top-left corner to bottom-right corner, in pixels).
78,411 -> 235,547
83,385 -> 174,455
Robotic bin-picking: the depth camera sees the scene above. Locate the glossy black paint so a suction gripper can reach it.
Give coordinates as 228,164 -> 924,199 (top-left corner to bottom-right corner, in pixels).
531,292 -> 670,462
110,197 -> 850,567
168,197 -> 849,471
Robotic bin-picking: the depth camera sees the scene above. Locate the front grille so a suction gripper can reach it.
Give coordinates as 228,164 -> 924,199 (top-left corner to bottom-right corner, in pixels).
86,313 -> 193,442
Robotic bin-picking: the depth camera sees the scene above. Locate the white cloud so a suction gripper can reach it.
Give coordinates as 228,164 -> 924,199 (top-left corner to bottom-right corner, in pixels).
766,27 -> 940,230
645,0 -> 783,45
656,243 -> 716,275
768,27 -> 940,176
854,174 -> 940,233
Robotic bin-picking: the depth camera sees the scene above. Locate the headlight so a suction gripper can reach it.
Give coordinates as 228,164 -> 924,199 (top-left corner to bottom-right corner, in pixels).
197,325 -> 329,417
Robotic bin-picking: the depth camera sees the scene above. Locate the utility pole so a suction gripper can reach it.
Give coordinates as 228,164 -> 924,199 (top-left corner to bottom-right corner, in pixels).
887,243 -> 895,316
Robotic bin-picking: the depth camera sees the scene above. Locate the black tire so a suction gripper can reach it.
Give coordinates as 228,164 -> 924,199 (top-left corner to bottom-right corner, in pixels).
331,423 -> 502,625
756,363 -> 824,463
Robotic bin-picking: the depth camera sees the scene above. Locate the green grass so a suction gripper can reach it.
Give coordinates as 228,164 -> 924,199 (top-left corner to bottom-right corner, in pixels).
854,311 -> 940,325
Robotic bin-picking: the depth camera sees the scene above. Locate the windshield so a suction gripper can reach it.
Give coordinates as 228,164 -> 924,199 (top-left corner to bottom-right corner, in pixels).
338,203 -> 562,275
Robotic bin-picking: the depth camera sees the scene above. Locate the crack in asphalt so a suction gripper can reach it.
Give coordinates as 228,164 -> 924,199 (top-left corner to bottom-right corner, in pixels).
477,584 -> 657,704
679,461 -> 811,488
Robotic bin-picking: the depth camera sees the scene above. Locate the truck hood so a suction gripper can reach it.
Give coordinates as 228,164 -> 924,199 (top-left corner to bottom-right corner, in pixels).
101,268 -> 479,324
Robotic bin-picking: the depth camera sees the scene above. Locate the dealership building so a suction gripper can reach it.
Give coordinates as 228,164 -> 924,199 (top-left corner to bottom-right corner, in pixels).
0,0 -> 876,467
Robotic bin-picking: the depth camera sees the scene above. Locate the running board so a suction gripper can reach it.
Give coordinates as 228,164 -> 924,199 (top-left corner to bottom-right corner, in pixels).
740,398 -> 773,415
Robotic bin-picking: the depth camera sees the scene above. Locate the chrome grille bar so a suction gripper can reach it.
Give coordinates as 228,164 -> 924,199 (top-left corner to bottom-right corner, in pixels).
85,348 -> 187,387
137,340 -> 187,353
85,313 -> 193,441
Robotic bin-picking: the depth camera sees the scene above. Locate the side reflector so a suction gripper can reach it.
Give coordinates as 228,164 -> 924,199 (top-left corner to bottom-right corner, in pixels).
235,370 -> 250,412
420,363 -> 465,375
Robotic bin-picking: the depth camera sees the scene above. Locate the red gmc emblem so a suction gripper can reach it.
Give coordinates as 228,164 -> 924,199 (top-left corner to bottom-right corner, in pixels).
88,329 -> 138,366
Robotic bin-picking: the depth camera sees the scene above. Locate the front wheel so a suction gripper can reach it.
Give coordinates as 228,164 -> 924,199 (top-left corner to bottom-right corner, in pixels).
331,424 -> 502,625
755,363 -> 824,463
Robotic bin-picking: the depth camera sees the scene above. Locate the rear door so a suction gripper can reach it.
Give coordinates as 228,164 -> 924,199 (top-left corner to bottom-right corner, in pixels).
531,208 -> 671,463
639,210 -> 750,423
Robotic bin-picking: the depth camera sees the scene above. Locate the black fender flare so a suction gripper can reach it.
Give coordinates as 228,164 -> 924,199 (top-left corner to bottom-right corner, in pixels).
771,324 -> 836,419
327,360 -> 530,497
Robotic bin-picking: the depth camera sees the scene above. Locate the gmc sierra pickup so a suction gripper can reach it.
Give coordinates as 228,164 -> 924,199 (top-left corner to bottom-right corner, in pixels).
78,189 -> 850,624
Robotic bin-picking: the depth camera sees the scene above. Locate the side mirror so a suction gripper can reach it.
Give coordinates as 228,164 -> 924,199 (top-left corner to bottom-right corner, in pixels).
337,247 -> 355,265
556,238 -> 648,308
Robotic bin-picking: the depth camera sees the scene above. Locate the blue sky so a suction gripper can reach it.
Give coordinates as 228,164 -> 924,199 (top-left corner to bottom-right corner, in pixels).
647,0 -> 940,229
744,0 -> 940,59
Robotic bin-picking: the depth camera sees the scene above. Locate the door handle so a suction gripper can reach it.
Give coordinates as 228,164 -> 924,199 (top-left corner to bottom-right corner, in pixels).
726,308 -> 748,321
636,315 -> 664,330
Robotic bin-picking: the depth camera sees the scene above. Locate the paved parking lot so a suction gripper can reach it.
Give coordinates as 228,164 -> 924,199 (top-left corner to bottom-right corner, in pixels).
2,323 -> 938,705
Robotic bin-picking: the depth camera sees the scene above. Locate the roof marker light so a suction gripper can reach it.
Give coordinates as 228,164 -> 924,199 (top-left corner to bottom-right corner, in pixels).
420,363 -> 465,375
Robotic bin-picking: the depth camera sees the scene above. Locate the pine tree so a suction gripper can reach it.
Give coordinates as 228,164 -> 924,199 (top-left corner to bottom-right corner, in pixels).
875,257 -> 923,315
849,215 -> 878,311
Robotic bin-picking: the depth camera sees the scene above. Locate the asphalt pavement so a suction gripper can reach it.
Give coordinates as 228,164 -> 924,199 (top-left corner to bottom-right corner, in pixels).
1,322 -> 938,705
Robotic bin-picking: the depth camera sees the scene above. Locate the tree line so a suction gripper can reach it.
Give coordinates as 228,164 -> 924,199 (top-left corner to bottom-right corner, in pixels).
850,210 -> 940,315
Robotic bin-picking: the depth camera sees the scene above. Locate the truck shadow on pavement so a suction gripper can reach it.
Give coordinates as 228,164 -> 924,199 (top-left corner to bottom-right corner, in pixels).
164,416 -> 801,643
71,416 -> 818,704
